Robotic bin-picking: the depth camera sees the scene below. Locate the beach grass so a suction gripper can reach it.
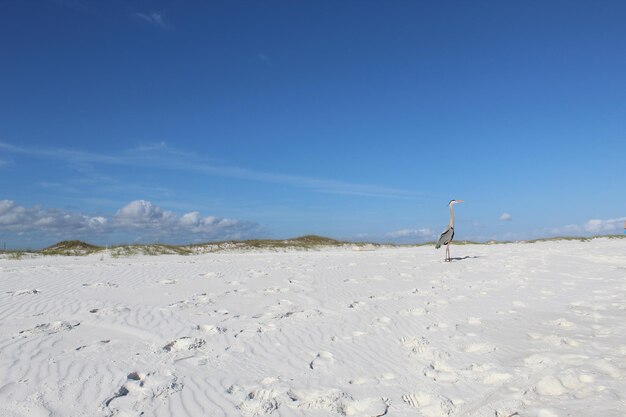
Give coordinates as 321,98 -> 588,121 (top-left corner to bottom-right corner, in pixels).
3,234 -> 623,258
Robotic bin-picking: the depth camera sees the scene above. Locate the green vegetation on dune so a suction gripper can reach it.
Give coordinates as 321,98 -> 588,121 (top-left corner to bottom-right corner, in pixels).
189,235 -> 344,251
1,234 -> 623,259
41,240 -> 104,255
523,235 -> 625,243
14,235 -> 355,257
525,236 -> 592,244
109,244 -> 194,257
288,235 -> 341,245
6,251 -> 27,260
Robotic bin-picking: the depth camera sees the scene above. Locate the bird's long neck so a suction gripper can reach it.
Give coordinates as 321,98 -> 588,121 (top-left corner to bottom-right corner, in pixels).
449,204 -> 455,228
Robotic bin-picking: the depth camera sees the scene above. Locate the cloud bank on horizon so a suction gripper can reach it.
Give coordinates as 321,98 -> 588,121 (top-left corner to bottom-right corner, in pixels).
0,199 -> 259,247
386,228 -> 435,240
550,217 -> 626,236
1,198 -> 623,249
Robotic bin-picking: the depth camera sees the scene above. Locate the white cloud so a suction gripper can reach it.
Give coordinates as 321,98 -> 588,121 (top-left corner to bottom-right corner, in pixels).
0,200 -> 107,234
386,228 -> 434,238
549,224 -> 582,235
499,213 -> 512,221
179,211 -> 201,227
549,216 -> 626,236
112,200 -> 253,240
114,200 -> 176,229
584,217 -> 626,233
0,199 -> 259,243
134,12 -> 165,27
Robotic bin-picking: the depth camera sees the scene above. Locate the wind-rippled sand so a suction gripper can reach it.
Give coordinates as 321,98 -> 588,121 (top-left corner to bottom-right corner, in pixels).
1,239 -> 625,417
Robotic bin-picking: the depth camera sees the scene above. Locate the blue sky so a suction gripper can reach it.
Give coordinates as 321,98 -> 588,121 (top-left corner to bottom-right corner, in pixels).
1,1 -> 625,248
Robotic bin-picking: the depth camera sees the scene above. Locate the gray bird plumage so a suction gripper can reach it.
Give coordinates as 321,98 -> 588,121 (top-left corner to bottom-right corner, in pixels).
436,225 -> 454,249
435,199 -> 463,261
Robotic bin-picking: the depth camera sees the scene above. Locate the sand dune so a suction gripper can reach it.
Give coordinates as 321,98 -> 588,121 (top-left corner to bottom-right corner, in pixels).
1,239 -> 625,416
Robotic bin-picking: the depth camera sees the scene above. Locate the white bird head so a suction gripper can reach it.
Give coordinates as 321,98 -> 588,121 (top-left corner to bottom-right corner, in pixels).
448,199 -> 464,206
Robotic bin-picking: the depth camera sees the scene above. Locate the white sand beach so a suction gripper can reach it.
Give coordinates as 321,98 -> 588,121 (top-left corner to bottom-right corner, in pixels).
1,239 -> 624,417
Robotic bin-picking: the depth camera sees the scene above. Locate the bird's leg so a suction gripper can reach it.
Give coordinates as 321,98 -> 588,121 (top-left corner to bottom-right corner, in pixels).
445,245 -> 450,262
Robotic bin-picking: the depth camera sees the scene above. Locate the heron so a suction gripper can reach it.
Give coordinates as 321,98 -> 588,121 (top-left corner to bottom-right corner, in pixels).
435,199 -> 464,262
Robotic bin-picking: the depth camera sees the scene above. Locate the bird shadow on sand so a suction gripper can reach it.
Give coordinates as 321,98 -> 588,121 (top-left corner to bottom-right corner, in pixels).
448,256 -> 480,261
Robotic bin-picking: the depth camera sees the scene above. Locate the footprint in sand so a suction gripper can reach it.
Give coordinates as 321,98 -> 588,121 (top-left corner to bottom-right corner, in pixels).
591,324 -> 612,337
372,316 -> 391,327
400,336 -> 451,361
7,288 -> 41,296
104,370 -> 182,413
273,309 -> 320,320
426,322 -> 450,331
592,359 -> 622,378
402,392 -> 430,408
237,388 -> 281,416
524,354 -> 553,369
341,396 -> 390,416
397,307 -> 427,316
411,288 -> 434,296
75,339 -> 111,352
83,282 -> 118,288
263,287 -> 290,294
163,337 -> 206,352
351,330 -> 367,337
462,362 -> 511,385
427,299 -> 449,307
423,361 -> 458,383
527,332 -> 581,347
169,293 -> 213,309
467,317 -> 482,325
309,351 -> 334,370
348,301 -> 366,309
542,318 -> 575,328
463,342 -> 496,354
348,376 -> 377,385
90,306 -> 130,316
482,372 -> 512,385
196,324 -> 227,335
380,372 -> 395,381
558,369 -> 596,396
463,400 -> 521,417
536,375 -> 568,396
257,322 -> 277,333
201,272 -> 223,278
288,389 -> 389,416
18,321 -> 80,337
401,336 -> 430,352
402,392 -> 455,417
